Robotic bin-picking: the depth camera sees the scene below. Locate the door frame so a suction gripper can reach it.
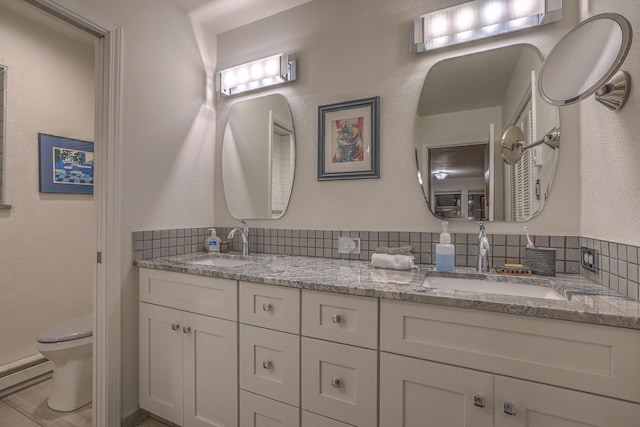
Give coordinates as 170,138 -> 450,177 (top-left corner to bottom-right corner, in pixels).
24,1 -> 123,425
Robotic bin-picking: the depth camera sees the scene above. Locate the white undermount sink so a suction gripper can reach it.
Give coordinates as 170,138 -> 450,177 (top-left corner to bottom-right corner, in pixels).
422,276 -> 566,300
185,256 -> 253,268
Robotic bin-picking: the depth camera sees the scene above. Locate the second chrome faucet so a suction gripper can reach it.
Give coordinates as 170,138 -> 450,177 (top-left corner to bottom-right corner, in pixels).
476,222 -> 490,273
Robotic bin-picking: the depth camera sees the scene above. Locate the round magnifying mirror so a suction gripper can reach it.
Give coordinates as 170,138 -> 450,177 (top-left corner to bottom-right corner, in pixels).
539,13 -> 632,111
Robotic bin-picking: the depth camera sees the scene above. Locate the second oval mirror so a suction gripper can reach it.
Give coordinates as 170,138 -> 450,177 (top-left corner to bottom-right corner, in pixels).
222,94 -> 296,220
415,44 -> 560,222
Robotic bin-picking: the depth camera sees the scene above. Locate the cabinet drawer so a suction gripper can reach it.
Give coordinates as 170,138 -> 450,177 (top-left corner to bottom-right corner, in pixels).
302,411 -> 354,427
301,338 -> 377,426
240,282 -> 300,334
240,325 -> 300,406
139,268 -> 237,320
240,390 -> 299,427
301,290 -> 377,349
381,299 -> 640,403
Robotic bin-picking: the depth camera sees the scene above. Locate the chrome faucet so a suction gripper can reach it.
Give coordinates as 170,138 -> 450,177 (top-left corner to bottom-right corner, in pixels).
227,220 -> 250,256
476,222 -> 490,273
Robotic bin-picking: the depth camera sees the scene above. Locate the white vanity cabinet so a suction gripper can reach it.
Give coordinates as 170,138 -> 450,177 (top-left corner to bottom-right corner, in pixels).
137,265 -> 640,427
138,269 -> 238,427
380,299 -> 640,427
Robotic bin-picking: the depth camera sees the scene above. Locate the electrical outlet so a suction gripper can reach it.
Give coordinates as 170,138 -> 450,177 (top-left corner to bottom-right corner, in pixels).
581,247 -> 597,272
338,236 -> 361,254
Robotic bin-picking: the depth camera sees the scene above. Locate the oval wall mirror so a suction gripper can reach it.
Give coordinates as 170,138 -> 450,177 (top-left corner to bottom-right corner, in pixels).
539,13 -> 632,111
222,93 -> 296,220
415,44 -> 560,222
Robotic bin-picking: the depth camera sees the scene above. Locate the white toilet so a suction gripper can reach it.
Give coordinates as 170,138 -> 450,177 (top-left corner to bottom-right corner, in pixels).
36,313 -> 93,412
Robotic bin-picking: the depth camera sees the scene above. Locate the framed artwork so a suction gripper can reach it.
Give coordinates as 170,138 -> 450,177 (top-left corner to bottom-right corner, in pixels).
317,96 -> 380,180
38,133 -> 94,194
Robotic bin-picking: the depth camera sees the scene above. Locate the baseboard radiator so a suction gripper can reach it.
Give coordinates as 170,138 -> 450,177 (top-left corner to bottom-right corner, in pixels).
0,355 -> 53,397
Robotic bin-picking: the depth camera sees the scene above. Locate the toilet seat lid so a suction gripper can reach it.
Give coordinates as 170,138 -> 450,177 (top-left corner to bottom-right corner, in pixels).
37,313 -> 93,343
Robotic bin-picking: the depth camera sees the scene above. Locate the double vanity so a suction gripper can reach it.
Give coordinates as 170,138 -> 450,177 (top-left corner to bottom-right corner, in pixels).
135,252 -> 640,427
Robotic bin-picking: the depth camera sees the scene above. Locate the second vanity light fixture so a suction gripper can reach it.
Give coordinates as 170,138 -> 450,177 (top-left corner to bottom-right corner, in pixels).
217,53 -> 296,96
412,0 -> 563,52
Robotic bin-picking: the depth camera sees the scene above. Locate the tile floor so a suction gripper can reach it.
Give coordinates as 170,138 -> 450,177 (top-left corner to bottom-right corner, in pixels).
0,379 -> 168,427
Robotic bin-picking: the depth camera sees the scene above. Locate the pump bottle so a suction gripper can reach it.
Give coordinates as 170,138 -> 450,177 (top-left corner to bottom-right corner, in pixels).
435,221 -> 455,271
204,228 -> 222,253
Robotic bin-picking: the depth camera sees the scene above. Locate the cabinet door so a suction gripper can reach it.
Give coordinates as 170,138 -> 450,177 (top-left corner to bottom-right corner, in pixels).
139,303 -> 184,425
380,352 -> 493,427
495,376 -> 640,427
183,312 -> 238,427
302,338 -> 377,426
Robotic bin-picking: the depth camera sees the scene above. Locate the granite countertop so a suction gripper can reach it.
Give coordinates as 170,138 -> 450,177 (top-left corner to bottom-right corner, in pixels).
134,252 -> 640,330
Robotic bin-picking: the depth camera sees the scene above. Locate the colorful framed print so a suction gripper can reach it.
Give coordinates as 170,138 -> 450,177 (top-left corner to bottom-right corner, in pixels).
38,133 -> 94,194
317,96 -> 380,180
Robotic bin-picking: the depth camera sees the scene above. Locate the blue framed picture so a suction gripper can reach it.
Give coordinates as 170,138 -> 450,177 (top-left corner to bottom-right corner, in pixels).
38,133 -> 94,194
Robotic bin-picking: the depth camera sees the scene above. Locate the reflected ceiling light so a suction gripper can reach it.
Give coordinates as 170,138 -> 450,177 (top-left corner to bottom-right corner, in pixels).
412,0 -> 562,53
434,170 -> 449,180
217,53 -> 296,96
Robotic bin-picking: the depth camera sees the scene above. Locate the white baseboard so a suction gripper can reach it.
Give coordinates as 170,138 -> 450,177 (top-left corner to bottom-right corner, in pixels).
0,355 -> 53,397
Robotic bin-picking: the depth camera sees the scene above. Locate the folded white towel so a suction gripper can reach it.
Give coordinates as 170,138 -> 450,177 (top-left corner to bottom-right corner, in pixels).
371,253 -> 416,270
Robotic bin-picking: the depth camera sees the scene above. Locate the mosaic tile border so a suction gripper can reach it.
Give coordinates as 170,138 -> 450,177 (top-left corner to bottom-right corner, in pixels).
580,237 -> 640,301
133,226 -> 581,274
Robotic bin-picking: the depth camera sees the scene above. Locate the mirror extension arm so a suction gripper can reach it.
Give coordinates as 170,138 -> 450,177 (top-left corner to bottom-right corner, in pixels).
501,126 -> 560,166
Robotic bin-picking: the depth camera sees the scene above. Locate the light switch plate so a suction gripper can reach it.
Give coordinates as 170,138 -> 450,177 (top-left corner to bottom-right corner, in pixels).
581,247 -> 597,272
338,236 -> 361,254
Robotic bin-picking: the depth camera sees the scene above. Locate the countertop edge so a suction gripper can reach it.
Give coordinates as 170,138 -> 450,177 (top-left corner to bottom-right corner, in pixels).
134,256 -> 640,330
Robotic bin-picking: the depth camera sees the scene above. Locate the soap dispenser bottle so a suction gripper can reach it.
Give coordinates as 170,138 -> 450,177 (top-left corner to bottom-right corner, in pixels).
435,221 -> 455,271
204,228 -> 221,253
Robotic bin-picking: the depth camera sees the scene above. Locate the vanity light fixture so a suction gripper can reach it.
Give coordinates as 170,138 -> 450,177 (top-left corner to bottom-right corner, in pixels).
412,0 -> 563,53
217,53 -> 296,96
434,170 -> 449,180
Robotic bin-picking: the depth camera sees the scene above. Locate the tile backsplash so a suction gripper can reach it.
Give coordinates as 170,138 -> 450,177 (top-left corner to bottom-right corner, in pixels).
133,227 -> 640,301
133,226 -> 580,274
580,237 -> 640,301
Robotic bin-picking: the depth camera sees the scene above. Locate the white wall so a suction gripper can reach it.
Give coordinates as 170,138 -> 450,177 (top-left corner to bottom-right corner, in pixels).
418,107 -> 502,147
68,0 -> 217,417
580,1 -> 640,246
0,2 -> 94,369
214,0 -> 581,237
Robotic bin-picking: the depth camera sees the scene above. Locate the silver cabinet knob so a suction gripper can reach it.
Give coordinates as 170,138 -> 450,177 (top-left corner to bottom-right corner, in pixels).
262,360 -> 272,370
332,313 -> 342,324
330,378 -> 341,388
262,303 -> 273,312
473,395 -> 485,408
183,326 -> 192,334
171,323 -> 180,331
503,402 -> 517,416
